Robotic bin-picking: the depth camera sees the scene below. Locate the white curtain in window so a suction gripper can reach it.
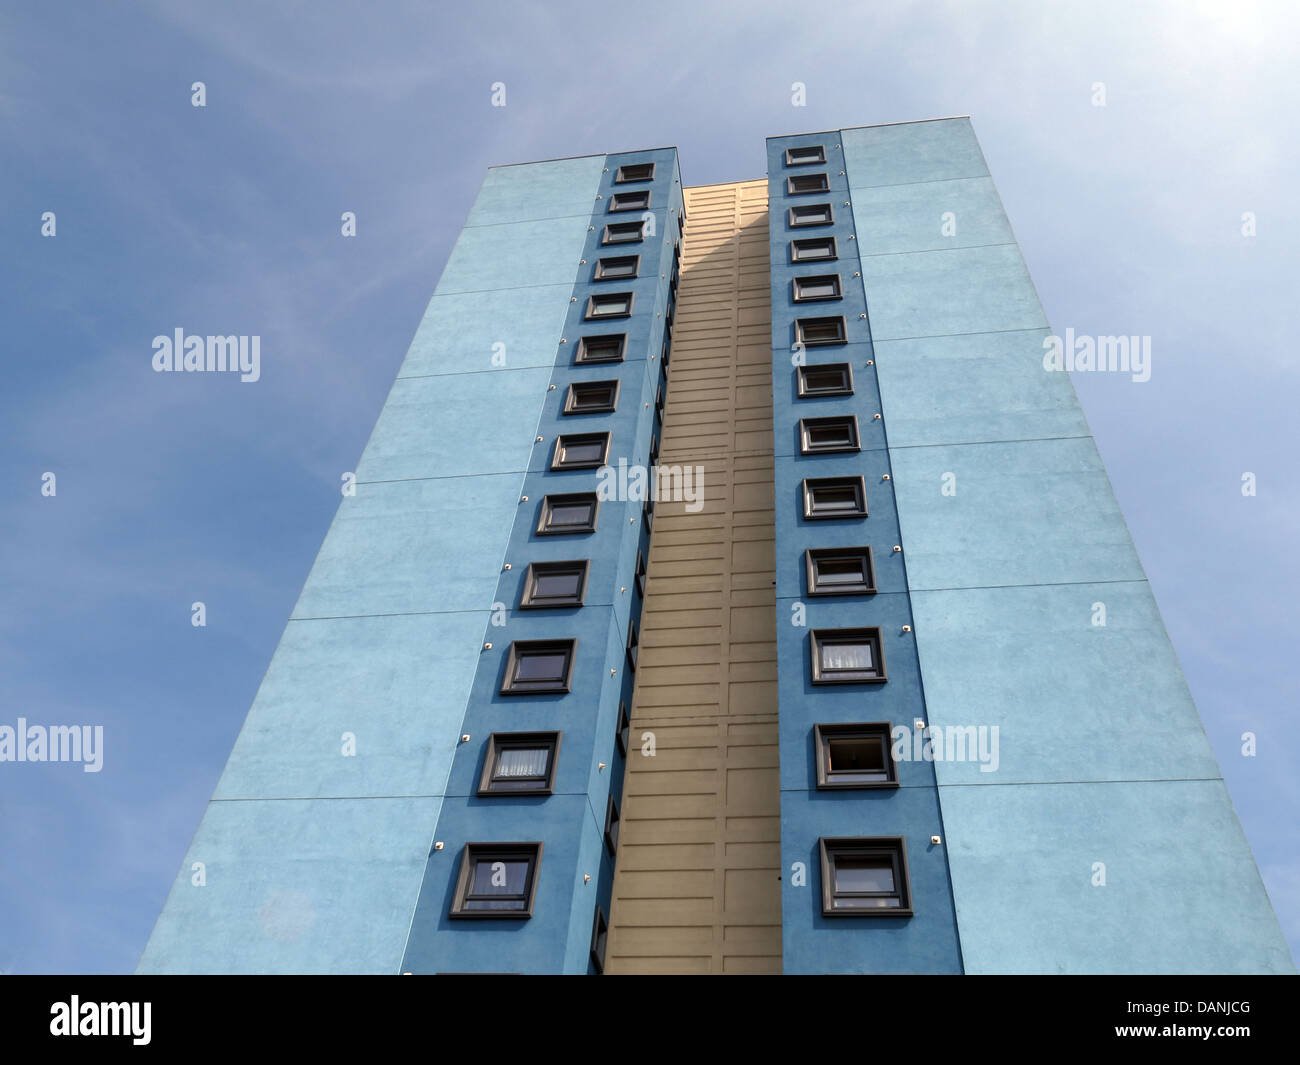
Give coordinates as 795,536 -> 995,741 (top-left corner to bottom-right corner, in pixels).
497,747 -> 548,778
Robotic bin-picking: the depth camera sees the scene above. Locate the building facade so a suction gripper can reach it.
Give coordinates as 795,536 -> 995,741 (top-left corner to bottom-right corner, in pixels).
139,118 -> 1293,975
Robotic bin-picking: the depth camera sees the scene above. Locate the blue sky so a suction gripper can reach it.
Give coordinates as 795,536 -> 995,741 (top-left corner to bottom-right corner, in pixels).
0,0 -> 1296,973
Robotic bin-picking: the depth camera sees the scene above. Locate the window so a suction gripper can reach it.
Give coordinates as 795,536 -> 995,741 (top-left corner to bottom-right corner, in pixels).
797,363 -> 853,398
654,380 -> 665,417
634,549 -> 647,598
602,221 -> 645,245
642,495 -> 654,532
790,237 -> 838,263
799,415 -> 860,455
594,255 -> 639,280
814,723 -> 897,789
787,173 -> 830,195
810,627 -> 886,684
574,334 -> 626,364
604,795 -> 620,855
792,274 -> 842,302
478,731 -> 562,795
616,700 -> 630,757
648,432 -> 659,467
819,838 -> 912,916
802,476 -> 867,520
615,162 -> 655,183
796,316 -> 847,347
537,492 -> 599,535
590,907 -> 609,973
519,560 -> 589,609
450,843 -> 542,918
500,639 -> 577,695
785,144 -> 826,166
789,203 -> 834,227
805,546 -> 876,596
563,380 -> 619,415
585,292 -> 633,319
551,432 -> 611,470
609,190 -> 650,212
625,619 -> 639,672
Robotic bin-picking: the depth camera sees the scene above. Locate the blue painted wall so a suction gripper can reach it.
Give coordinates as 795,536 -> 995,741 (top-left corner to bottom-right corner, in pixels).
842,117 -> 1293,973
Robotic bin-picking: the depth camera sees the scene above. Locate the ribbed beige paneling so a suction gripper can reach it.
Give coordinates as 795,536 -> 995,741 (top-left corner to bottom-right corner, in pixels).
605,180 -> 779,974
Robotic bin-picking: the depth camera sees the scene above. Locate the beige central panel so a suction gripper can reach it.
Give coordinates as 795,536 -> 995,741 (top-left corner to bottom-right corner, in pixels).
606,180 -> 779,974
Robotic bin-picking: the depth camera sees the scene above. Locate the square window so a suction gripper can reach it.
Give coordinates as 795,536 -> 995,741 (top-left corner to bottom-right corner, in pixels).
615,162 -> 655,183
819,838 -> 911,916
797,363 -> 853,398
585,292 -> 634,319
792,274 -> 842,302
799,415 -> 859,455
810,627 -> 886,684
500,639 -> 577,695
634,549 -> 647,598
785,144 -> 827,166
602,221 -> 645,245
551,432 -> 611,470
594,255 -> 639,281
805,546 -> 876,596
814,723 -> 897,789
519,560 -> 589,609
796,316 -> 847,347
563,380 -> 619,415
450,842 -> 542,918
790,237 -> 837,263
802,476 -> 867,520
787,173 -> 830,195
478,731 -> 562,795
590,906 -> 609,973
537,493 -> 599,535
609,190 -> 650,212
575,334 -> 626,364
789,203 -> 834,227
604,794 -> 620,856
616,700 -> 630,757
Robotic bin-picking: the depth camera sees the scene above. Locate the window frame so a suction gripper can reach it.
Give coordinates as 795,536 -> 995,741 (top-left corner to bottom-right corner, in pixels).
809,627 -> 886,685
601,221 -> 645,246
563,379 -> 620,415
594,255 -> 640,281
519,559 -> 590,609
796,315 -> 848,347
574,333 -> 626,364
536,492 -> 600,536
590,906 -> 609,973
608,190 -> 651,212
796,363 -> 854,398
790,237 -> 838,263
786,173 -> 831,195
585,292 -> 634,320
805,545 -> 877,597
550,431 -> 612,471
785,144 -> 827,166
477,731 -> 563,796
500,638 -> 577,696
634,549 -> 647,599
799,415 -> 860,455
603,794 -> 620,856
802,476 -> 868,520
625,618 -> 639,672
792,274 -> 843,303
788,202 -> 834,228
616,700 -> 630,758
614,162 -> 656,183
814,722 -> 897,790
449,842 -> 543,919
819,837 -> 912,917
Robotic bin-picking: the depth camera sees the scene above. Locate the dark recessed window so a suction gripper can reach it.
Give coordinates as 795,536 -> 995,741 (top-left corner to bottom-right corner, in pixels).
796,316 -> 847,347
787,173 -> 830,195
450,843 -> 542,918
615,162 -> 655,183
819,838 -> 911,916
799,415 -> 860,455
792,274 -> 842,302
791,237 -> 838,263
797,363 -> 854,398
551,432 -> 611,470
677,211 -> 685,236
648,432 -> 659,467
478,731 -> 562,795
519,560 -> 589,609
564,380 -> 619,415
604,795 -> 620,855
609,190 -> 650,212
785,145 -> 827,166
642,495 -> 654,532
789,203 -> 834,227
810,627 -> 886,684
803,476 -> 867,520
814,723 -> 897,789
590,907 -> 609,973
585,292 -> 633,319
661,337 -> 671,367
602,221 -> 645,245
537,492 -> 599,535
500,639 -> 577,695
634,549 -> 647,598
625,619 -> 639,672
594,255 -> 639,281
805,546 -> 876,596
654,381 -> 665,416
616,700 -> 630,757
575,334 -> 626,364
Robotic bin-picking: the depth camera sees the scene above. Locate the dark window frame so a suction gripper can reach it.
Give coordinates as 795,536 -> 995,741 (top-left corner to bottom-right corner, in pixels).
634,549 -> 647,599
585,292 -> 634,320
814,723 -> 897,790
477,731 -> 563,796
449,842 -> 543,919
574,333 -> 626,364
500,639 -> 578,695
608,190 -> 651,213
792,274 -> 843,303
563,379 -> 620,415
796,315 -> 848,347
601,221 -> 645,245
519,559 -> 590,609
802,476 -> 868,520
785,145 -> 827,166
788,203 -> 834,228
603,794 -> 620,856
590,906 -> 609,973
625,618 -> 639,672
551,431 -> 612,471
790,237 -> 838,263
786,173 -> 831,195
614,162 -> 656,183
536,492 -> 599,536
616,700 -> 630,758
796,363 -> 854,398
799,415 -> 860,455
809,627 -> 887,685
819,837 -> 912,917
594,255 -> 640,281
805,546 -> 877,597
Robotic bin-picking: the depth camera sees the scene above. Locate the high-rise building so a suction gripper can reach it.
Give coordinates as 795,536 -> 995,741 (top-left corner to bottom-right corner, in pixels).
138,118 -> 1293,975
